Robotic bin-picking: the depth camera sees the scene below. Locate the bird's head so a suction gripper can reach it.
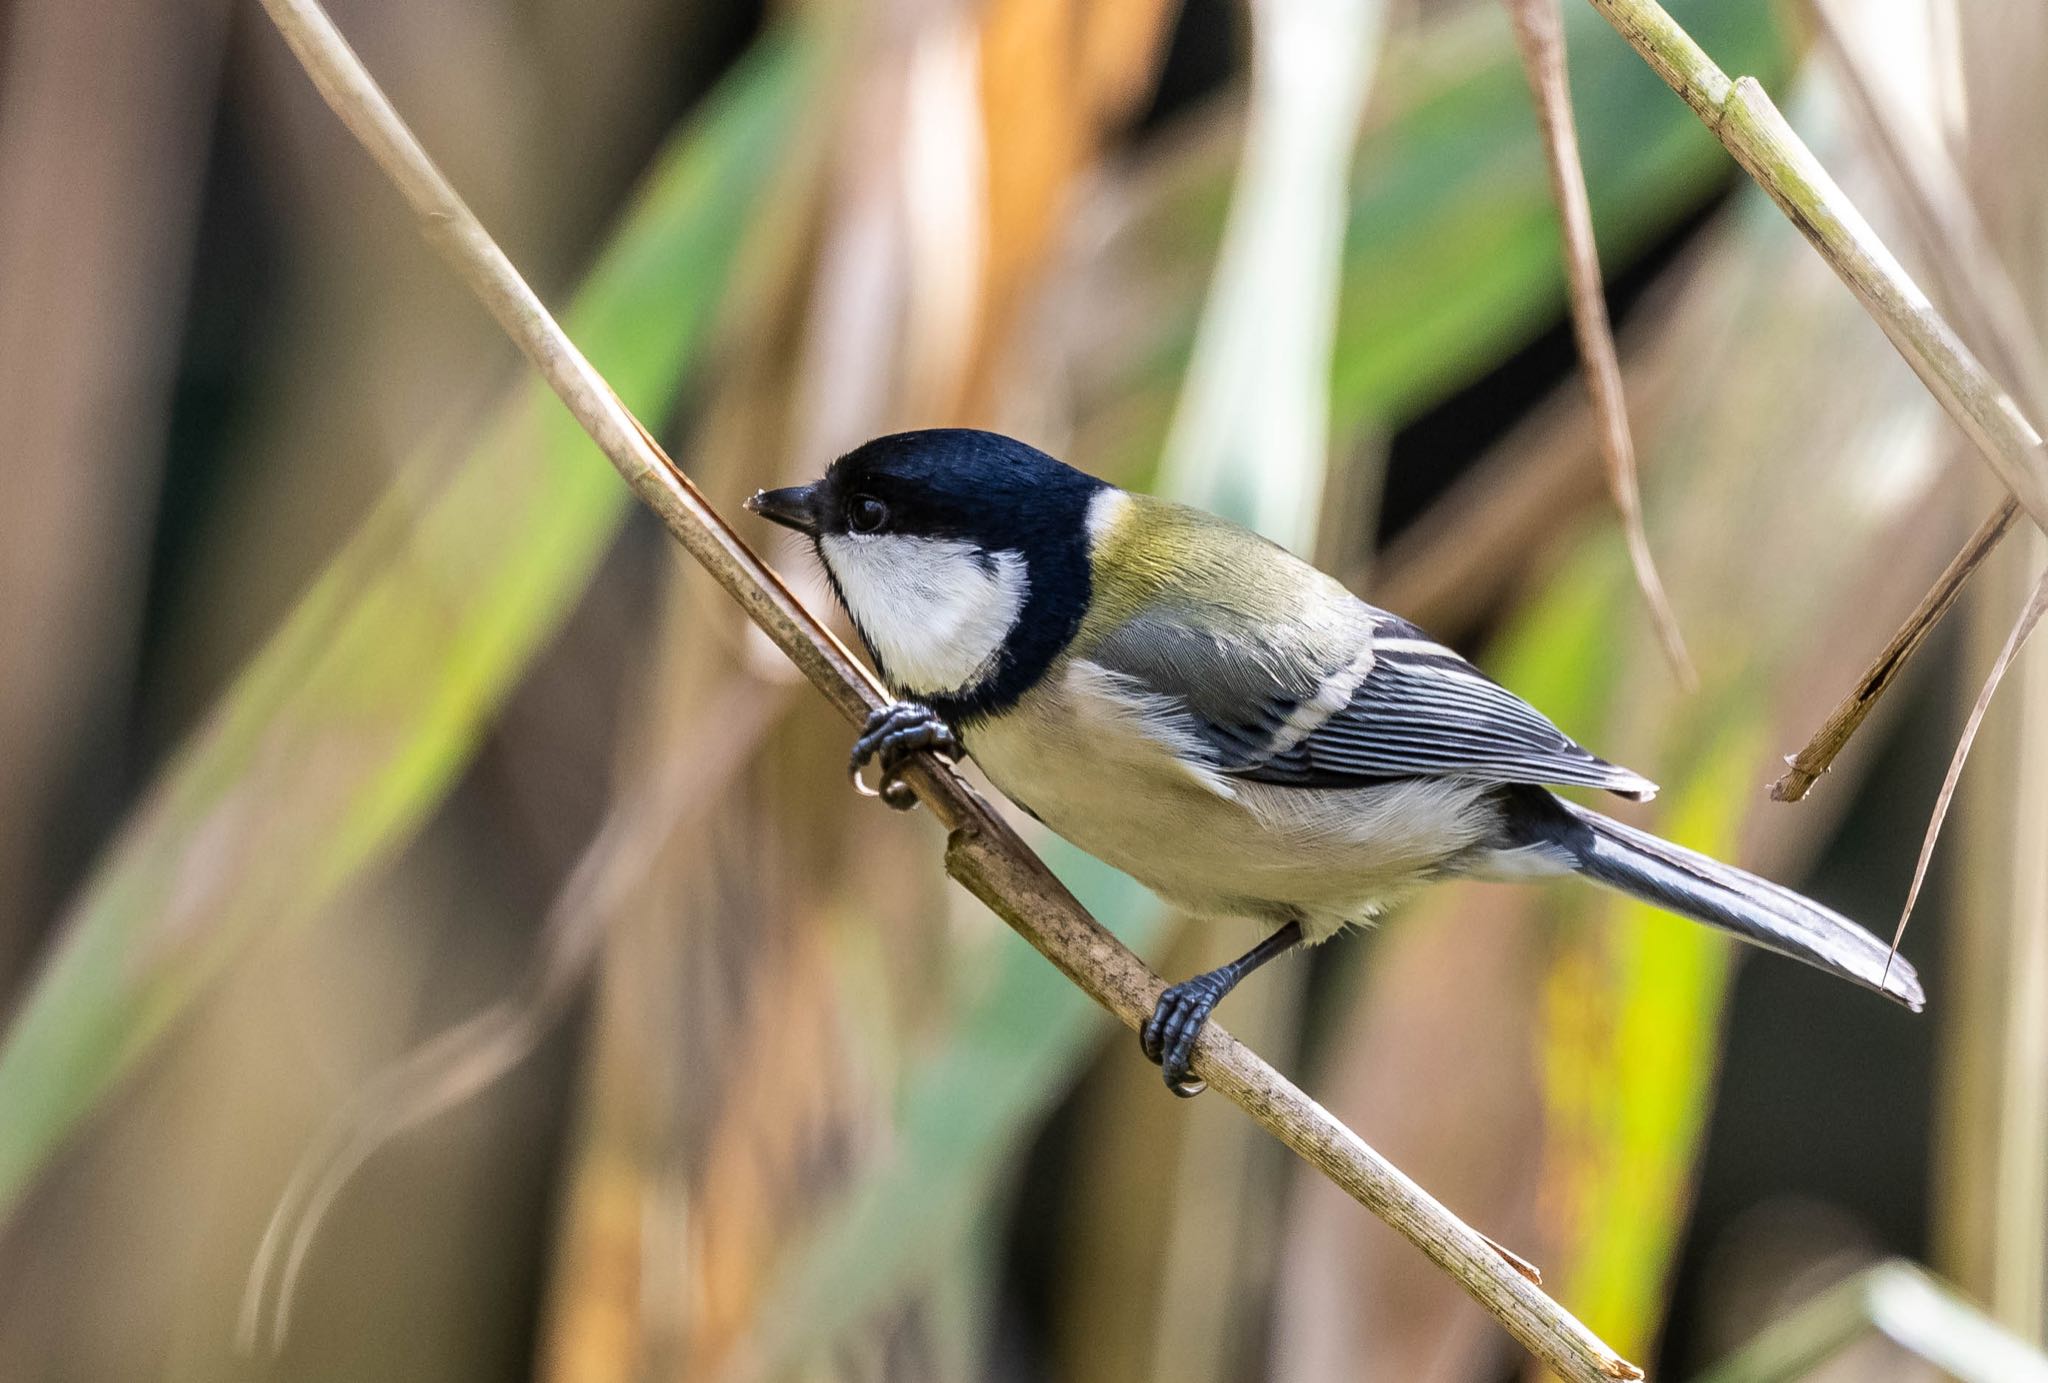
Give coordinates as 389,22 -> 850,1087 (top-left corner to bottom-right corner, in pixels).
746,429 -> 1107,718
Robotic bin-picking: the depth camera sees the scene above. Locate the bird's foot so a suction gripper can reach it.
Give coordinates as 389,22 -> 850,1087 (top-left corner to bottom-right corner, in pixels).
850,702 -> 959,810
1140,973 -> 1233,1097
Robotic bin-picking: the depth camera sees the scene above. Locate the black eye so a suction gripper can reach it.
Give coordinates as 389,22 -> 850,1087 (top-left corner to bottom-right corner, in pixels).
848,495 -> 888,533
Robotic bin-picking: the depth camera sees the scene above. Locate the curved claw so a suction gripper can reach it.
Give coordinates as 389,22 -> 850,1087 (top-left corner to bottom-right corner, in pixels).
849,702 -> 958,810
1141,977 -> 1225,1097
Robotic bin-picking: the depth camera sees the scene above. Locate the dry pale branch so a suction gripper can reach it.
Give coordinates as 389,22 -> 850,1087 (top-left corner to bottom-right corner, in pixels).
1771,0 -> 2048,801
1583,0 -> 2048,540
255,0 -> 1642,1377
1502,0 -> 1695,687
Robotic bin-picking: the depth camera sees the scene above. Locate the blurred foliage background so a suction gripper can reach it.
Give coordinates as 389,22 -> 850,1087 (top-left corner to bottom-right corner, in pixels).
1,0 -> 2045,1379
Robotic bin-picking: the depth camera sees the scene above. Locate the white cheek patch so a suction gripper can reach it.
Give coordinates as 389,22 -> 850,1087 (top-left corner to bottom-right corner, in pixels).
819,533 -> 1029,696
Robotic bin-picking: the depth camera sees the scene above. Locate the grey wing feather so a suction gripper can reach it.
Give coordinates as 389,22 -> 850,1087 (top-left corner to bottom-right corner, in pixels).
1088,612 -> 1342,738
1091,606 -> 1655,800
1086,586 -> 1381,769
1244,617 -> 1657,799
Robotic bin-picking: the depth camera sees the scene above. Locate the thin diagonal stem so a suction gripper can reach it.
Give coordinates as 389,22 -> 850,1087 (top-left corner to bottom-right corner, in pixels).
1774,499 -> 2021,801
1503,0 -> 1695,687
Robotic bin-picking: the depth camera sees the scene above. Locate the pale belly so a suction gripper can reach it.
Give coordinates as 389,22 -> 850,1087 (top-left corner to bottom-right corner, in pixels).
961,662 -> 1509,942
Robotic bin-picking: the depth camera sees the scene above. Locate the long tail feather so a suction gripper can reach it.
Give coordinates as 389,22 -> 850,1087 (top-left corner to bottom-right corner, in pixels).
1540,795 -> 1924,1012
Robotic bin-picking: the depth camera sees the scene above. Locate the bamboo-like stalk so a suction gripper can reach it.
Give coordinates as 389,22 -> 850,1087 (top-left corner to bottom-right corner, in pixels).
254,0 -> 1642,1378
1582,0 -> 2048,538
1807,0 -> 2048,411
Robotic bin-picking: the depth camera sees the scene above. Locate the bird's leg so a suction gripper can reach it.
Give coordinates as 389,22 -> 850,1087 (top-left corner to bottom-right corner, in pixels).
1141,918 -> 1305,1097
850,701 -> 960,810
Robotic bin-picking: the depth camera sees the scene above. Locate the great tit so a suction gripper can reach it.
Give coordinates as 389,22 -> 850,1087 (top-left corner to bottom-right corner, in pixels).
748,429 -> 1925,1094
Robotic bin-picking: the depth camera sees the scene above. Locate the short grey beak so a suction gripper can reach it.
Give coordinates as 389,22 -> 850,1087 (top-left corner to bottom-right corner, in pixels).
744,483 -> 823,536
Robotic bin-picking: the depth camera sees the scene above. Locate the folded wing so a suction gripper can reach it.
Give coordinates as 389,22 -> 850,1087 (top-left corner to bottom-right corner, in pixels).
1089,608 -> 1655,801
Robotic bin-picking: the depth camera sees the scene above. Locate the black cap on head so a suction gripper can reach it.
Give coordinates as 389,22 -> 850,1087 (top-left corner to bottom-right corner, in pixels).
810,429 -> 1104,549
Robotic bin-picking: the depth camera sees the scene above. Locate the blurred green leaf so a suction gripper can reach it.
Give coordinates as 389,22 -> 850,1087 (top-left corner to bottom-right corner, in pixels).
0,30 -> 815,1220
1694,1260 -> 2048,1383
1330,0 -> 1779,428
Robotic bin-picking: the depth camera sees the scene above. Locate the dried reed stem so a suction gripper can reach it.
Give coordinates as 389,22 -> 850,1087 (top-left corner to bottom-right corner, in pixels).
1774,500 -> 2021,801
255,0 -> 1642,1376
1583,0 -> 2048,537
1503,0 -> 1696,687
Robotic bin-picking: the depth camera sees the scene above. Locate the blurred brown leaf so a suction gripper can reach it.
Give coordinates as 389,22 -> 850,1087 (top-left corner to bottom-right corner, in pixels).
963,0 -> 1179,418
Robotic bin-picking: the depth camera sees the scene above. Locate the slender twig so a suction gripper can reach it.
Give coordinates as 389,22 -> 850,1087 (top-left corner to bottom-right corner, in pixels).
1773,499 -> 2021,801
1502,0 -> 1695,688
1582,0 -> 2048,538
254,1 -> 1642,1378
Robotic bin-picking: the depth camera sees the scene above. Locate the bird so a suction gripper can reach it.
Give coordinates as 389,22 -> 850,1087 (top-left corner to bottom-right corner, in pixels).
746,428 -> 1925,1095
